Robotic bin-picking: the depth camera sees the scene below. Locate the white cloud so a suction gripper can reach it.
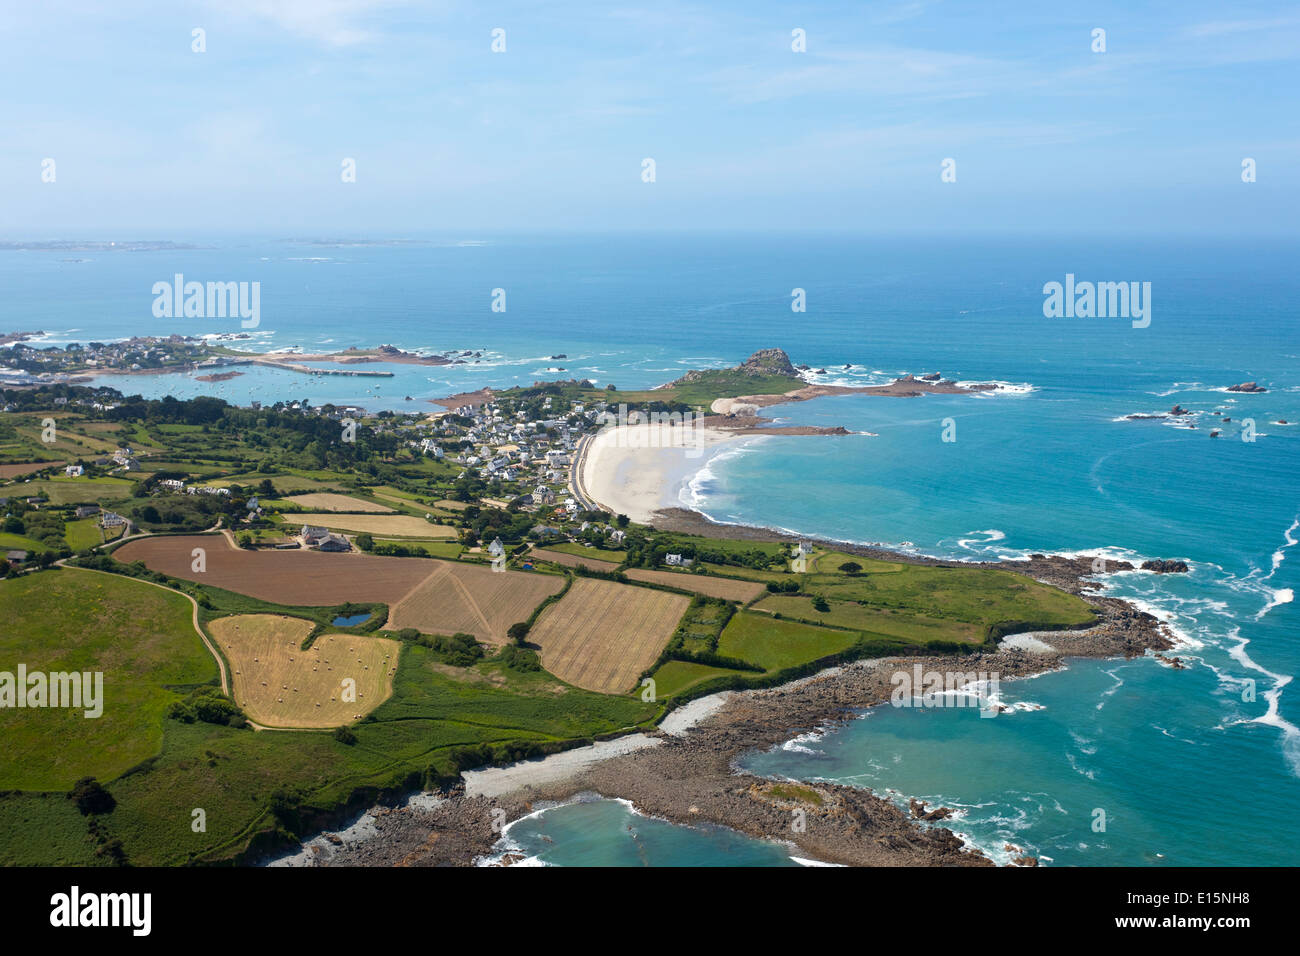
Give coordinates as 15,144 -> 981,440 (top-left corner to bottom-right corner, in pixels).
707,46 -> 1028,105
210,0 -> 415,47
1183,16 -> 1300,38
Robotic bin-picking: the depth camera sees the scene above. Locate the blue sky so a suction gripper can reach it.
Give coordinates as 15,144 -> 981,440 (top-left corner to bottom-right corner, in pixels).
2,1 -> 1298,235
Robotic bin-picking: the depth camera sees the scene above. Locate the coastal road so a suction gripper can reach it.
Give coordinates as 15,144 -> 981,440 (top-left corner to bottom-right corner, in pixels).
569,432 -> 601,512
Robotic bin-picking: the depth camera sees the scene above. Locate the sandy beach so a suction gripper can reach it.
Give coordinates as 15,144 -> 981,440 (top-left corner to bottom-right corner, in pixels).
578,423 -> 744,524
462,734 -> 662,799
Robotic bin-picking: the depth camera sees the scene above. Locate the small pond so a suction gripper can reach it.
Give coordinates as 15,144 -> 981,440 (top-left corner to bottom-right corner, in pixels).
332,612 -> 371,627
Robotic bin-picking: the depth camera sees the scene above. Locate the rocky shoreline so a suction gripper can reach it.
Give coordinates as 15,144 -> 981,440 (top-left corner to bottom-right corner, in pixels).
285,513 -> 1177,869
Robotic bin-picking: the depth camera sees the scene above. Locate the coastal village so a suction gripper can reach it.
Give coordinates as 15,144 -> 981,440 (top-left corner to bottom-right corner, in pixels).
0,346 -> 1186,870
0,373 -> 649,569
1,345 -> 1255,570
0,333 -> 219,382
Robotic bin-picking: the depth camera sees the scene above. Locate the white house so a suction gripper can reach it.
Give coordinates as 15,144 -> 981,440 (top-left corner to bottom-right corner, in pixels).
64,464 -> 84,477
665,554 -> 693,567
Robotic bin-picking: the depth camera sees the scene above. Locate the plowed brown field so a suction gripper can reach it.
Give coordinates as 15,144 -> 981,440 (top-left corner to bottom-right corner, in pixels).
389,563 -> 565,645
115,535 -> 436,605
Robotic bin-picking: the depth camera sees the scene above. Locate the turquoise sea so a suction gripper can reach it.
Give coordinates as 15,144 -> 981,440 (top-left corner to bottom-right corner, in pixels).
496,797 -> 806,867
4,234 -> 1296,866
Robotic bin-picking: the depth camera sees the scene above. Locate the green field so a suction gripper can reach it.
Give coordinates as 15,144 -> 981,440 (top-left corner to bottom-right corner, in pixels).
374,538 -> 463,558
0,414 -> 122,461
542,541 -> 623,562
649,660 -> 747,698
13,476 -> 136,505
93,643 -> 654,865
0,568 -> 659,865
640,553 -> 1095,699
801,560 -> 1096,633
716,612 -> 859,673
0,531 -> 50,553
0,569 -> 217,791
372,485 -> 422,502
699,562 -> 791,583
807,549 -> 903,573
136,461 -> 230,476
675,597 -> 733,654
63,517 -> 106,551
0,793 -> 108,866
755,595 -> 984,643
664,534 -> 788,559
197,473 -> 340,493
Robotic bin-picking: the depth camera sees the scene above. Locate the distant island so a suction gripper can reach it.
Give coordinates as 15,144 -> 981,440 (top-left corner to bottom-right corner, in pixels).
0,240 -> 202,252
0,334 -> 490,385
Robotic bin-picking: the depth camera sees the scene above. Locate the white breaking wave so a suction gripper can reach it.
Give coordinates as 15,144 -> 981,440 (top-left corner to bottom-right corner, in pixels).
1256,588 -> 1295,620
956,529 -> 1006,551
780,728 -> 828,756
1224,627 -> 1300,776
791,856 -> 846,867
679,438 -> 766,512
1268,517 -> 1299,577
1150,381 -> 1209,397
956,380 -> 1036,396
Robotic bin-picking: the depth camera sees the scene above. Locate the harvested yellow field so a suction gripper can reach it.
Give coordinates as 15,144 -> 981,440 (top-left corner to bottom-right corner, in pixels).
528,579 -> 689,693
390,563 -> 565,645
209,614 -> 400,729
624,568 -> 766,603
282,493 -> 393,513
291,514 -> 457,538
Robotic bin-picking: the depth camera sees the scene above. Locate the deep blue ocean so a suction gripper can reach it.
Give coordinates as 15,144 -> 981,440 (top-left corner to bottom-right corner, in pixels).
4,234 -> 1296,866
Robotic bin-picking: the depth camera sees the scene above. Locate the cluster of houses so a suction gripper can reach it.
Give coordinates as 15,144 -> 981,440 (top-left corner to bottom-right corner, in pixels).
1,334 -> 210,376
399,395 -> 615,525
111,446 -> 139,471
51,447 -> 146,475
152,476 -> 230,497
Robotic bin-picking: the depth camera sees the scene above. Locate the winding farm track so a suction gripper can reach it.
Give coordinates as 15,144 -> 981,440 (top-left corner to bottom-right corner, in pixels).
54,521 -> 234,695
59,563 -> 229,697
